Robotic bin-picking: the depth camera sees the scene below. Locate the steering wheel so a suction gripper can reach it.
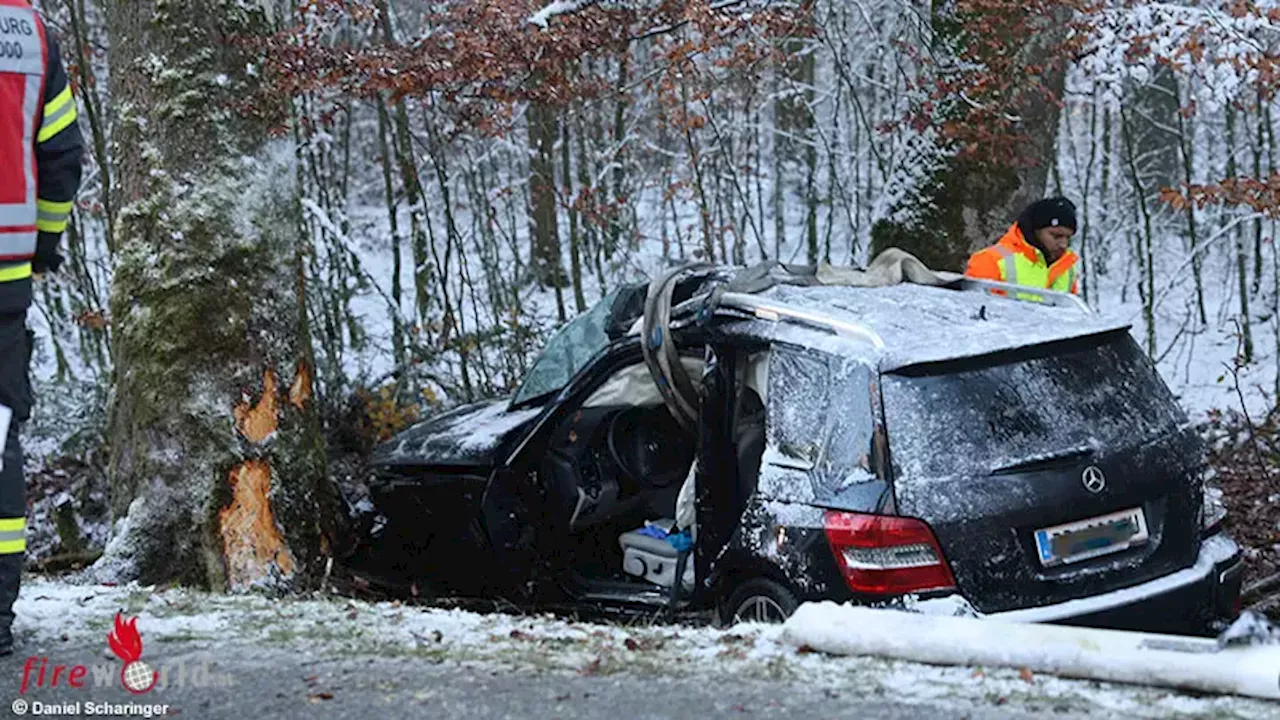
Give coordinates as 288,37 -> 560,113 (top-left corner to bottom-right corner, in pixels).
607,406 -> 694,489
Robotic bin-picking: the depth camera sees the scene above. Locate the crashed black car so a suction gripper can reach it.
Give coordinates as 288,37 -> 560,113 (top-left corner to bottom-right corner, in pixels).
351,260 -> 1244,634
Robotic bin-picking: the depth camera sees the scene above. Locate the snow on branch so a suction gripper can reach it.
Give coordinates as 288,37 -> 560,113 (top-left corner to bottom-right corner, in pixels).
528,0 -> 602,29
631,0 -> 752,41
1079,0 -> 1280,111
528,0 -> 753,32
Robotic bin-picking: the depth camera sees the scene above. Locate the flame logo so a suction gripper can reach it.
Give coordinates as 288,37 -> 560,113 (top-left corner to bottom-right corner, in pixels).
108,613 -> 143,663
107,612 -> 158,694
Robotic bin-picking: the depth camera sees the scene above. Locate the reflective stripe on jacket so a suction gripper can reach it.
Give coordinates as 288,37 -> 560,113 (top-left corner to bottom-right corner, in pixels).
965,224 -> 1079,301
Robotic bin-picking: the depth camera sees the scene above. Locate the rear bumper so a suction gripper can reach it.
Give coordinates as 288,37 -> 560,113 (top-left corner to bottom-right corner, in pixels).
919,533 -> 1244,634
994,533 -> 1243,633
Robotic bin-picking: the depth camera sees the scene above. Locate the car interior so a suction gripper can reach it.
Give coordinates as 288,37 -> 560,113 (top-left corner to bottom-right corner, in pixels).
537,351 -> 769,594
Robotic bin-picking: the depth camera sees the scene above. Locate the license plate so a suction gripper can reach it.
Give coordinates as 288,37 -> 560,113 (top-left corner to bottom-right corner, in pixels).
1034,507 -> 1149,567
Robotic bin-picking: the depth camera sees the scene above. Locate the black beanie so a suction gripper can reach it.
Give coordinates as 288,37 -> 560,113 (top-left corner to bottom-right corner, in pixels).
1019,197 -> 1077,234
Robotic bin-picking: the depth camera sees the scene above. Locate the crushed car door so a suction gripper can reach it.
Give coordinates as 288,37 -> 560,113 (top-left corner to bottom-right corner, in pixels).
691,341 -> 748,598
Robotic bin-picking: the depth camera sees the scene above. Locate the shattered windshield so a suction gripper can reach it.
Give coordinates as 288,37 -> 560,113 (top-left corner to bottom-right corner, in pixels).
881,331 -> 1186,482
512,289 -> 620,406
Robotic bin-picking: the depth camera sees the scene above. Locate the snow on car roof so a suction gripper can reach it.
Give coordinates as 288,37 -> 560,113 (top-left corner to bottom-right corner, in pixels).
747,282 -> 1131,371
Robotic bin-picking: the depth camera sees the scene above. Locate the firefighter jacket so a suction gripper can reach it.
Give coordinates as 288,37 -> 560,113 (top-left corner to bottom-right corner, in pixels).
0,0 -> 83,315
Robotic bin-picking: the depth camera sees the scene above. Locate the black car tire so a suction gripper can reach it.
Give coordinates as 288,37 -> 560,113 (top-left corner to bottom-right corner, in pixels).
722,578 -> 799,626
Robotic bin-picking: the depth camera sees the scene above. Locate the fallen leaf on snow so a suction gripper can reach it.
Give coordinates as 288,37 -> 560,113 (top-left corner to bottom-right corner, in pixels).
1019,667 -> 1035,684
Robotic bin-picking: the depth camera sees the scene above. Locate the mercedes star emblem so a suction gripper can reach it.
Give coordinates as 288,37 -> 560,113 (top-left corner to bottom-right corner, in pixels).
1082,465 -> 1106,494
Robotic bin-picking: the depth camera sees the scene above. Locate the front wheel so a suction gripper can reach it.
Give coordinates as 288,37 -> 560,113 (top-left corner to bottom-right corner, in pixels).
721,578 -> 799,625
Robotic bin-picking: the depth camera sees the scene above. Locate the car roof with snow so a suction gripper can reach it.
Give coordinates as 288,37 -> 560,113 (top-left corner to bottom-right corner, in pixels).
648,261 -> 1129,372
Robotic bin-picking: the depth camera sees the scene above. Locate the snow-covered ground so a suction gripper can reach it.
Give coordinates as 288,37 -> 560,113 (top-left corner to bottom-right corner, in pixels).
9,578 -> 1279,718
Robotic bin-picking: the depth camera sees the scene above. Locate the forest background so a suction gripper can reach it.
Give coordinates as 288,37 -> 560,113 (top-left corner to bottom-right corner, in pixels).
17,0 -> 1280,612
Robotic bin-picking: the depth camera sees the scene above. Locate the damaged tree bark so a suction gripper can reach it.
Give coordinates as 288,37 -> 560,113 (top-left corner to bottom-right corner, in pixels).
99,0 -> 339,590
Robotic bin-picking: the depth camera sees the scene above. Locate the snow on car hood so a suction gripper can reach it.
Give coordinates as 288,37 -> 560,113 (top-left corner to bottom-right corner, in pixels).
757,284 -> 1129,370
372,398 -> 543,467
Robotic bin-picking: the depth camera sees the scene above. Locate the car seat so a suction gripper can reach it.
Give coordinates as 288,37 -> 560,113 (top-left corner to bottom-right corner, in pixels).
618,519 -> 695,590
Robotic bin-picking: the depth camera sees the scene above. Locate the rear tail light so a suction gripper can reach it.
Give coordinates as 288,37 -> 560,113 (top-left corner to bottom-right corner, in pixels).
823,510 -> 956,596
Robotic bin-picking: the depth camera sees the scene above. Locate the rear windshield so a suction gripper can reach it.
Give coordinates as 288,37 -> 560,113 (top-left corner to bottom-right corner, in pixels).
881,331 -> 1186,482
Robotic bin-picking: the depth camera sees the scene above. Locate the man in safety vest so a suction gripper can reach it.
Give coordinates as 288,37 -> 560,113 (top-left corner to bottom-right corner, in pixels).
965,197 -> 1079,299
0,0 -> 84,655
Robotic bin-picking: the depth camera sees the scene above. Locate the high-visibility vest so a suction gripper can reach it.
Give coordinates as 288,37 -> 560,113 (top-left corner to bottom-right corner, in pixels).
966,224 -> 1079,303
0,0 -> 46,284
987,243 -> 1077,302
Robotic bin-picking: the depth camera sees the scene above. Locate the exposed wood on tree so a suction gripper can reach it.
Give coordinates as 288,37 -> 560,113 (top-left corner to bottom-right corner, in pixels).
98,0 -> 339,590
220,460 -> 297,588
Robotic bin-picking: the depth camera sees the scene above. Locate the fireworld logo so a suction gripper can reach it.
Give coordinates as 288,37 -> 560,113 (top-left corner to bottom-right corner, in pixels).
19,612 -> 235,694
108,613 -> 158,693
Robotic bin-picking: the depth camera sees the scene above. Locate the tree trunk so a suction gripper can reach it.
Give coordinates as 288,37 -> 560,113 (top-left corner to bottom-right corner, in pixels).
871,4 -> 1071,271
562,119 -> 586,313
1079,87 -> 1098,304
62,0 -> 114,255
608,55 -> 630,258
1131,67 -> 1182,194
772,69 -> 786,258
373,2 -> 434,345
1174,80 -> 1207,327
574,115 -> 606,295
1121,105 -> 1157,357
1252,96 -> 1265,294
528,102 -> 566,313
375,99 -> 406,377
100,0 -> 338,590
1226,108 -> 1253,361
799,47 -> 818,265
